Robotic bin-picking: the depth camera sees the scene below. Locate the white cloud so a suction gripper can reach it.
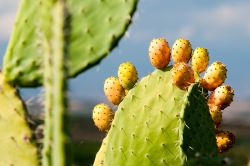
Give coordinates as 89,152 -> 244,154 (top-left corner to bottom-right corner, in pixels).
180,2 -> 250,41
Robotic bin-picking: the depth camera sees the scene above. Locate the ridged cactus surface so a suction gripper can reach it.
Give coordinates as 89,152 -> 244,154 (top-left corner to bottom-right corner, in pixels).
3,0 -> 138,87
94,67 -> 223,165
0,73 -> 38,165
42,1 -> 71,165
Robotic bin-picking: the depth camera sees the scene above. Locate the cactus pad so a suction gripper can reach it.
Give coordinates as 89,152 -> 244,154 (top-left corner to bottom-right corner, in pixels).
95,67 -> 223,165
0,73 -> 38,165
3,0 -> 138,86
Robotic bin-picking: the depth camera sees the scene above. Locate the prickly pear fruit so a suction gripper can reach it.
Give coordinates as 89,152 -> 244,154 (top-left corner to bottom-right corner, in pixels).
209,105 -> 222,128
208,85 -> 234,110
191,47 -> 209,73
104,77 -> 125,105
125,89 -> 129,95
92,104 -> 114,132
216,131 -> 235,153
171,62 -> 195,90
201,61 -> 227,91
118,62 -> 138,90
148,38 -> 171,69
172,38 -> 192,63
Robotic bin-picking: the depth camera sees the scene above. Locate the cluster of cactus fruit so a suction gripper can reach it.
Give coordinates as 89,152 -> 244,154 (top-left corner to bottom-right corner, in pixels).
93,38 -> 235,165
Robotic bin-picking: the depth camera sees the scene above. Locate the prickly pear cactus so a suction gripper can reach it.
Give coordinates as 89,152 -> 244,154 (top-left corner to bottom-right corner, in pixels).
0,73 -> 38,165
1,0 -> 138,165
95,67 -> 223,166
93,37 -> 236,165
3,0 -> 138,87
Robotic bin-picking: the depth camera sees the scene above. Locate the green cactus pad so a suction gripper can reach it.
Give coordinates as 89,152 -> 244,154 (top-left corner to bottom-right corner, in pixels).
0,74 -> 38,165
3,0 -> 138,87
93,137 -> 107,166
96,67 -> 223,165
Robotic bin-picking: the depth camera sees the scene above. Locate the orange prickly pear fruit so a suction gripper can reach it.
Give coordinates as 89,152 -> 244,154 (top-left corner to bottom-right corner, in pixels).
172,38 -> 192,63
216,130 -> 235,153
171,62 -> 195,90
148,38 -> 171,69
191,47 -> 209,73
208,85 -> 234,110
92,103 -> 114,132
209,105 -> 222,128
118,62 -> 138,90
104,77 -> 125,105
201,61 -> 227,91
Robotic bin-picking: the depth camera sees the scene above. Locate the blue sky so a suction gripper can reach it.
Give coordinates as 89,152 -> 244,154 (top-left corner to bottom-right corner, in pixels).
0,0 -> 250,101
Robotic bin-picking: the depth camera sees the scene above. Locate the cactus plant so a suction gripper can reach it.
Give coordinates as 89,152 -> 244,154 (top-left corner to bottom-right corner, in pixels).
0,73 -> 38,165
1,0 -> 138,165
94,67 -> 223,165
93,37 -> 236,165
3,0 -> 138,86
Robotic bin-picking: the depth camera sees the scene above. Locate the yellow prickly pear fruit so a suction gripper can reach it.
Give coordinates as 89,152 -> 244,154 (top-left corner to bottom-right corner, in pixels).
104,76 -> 125,105
125,89 -> 129,95
148,38 -> 171,69
209,105 -> 222,128
191,47 -> 209,73
208,84 -> 234,110
118,62 -> 138,90
201,61 -> 227,91
92,103 -> 114,132
216,130 -> 235,153
172,38 -> 192,63
171,62 -> 195,90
